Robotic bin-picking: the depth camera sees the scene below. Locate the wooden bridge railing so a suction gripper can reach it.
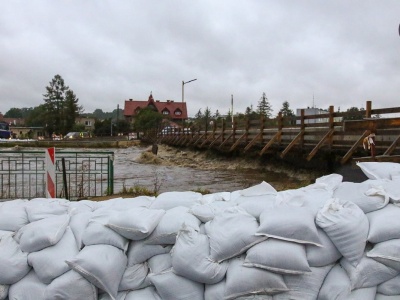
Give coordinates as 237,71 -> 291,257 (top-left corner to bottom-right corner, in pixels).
160,101 -> 400,164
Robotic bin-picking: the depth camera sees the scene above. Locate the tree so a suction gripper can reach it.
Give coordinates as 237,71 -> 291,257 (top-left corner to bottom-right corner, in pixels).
42,74 -> 81,135
343,107 -> 365,120
133,107 -> 163,141
24,105 -> 47,127
279,101 -> 295,117
4,108 -> 23,118
257,92 -> 273,118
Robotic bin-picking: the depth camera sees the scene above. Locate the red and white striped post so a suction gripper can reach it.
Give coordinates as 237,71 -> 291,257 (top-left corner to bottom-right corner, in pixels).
45,147 -> 56,198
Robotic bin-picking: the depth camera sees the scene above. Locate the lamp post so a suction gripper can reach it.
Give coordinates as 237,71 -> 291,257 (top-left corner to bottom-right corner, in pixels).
182,79 -> 197,103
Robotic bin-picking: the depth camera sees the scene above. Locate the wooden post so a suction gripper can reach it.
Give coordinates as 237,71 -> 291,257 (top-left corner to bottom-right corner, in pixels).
277,112 -> 283,145
328,105 -> 334,149
260,115 -> 265,144
300,109 -> 305,147
245,118 -> 250,143
221,118 -> 226,142
232,119 -> 237,144
366,100 -> 372,118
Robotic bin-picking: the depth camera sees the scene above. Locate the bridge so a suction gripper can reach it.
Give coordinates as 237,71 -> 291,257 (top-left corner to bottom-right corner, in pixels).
159,101 -> 400,165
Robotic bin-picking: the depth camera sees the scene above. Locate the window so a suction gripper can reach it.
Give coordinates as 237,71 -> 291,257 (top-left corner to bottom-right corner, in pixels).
85,120 -> 91,126
174,109 -> 182,116
162,110 -> 170,115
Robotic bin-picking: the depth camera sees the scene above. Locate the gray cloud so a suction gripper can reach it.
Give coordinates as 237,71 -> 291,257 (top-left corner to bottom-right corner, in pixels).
1,0 -> 400,117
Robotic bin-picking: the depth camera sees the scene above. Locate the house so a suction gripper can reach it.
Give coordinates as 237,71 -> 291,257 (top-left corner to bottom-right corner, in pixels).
123,93 -> 188,123
75,115 -> 96,132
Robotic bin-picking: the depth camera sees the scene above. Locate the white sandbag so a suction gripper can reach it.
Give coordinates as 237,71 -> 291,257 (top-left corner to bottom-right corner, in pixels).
316,198 -> 368,266
0,284 -> 8,300
69,211 -> 92,250
125,286 -> 162,300
367,204 -> 400,243
127,240 -> 172,265
66,244 -> 127,300
145,206 -> 201,245
274,264 -> 333,300
333,181 -> 389,213
356,162 -> 400,180
237,194 -> 276,219
244,238 -> 311,275
377,274 -> 400,296
8,270 -> 46,299
189,201 -> 234,222
239,181 -> 277,197
313,173 -> 343,192
340,254 -> 399,290
25,198 -> 69,222
306,227 -> 342,267
68,199 -> 100,214
107,207 -> 165,240
379,177 -> 400,203
118,263 -> 149,291
108,196 -> 155,210
200,192 -> 231,204
147,253 -> 172,274
205,206 -> 266,262
224,256 -> 288,300
99,291 -> 128,300
0,199 -> 28,231
375,294 -> 400,300
205,280 -> 225,300
171,225 -> 228,284
0,233 -> 31,285
27,227 -> 79,284
44,270 -> 98,300
13,213 -> 70,253
367,239 -> 400,271
256,205 -> 322,246
148,269 -> 204,300
348,286 -> 377,300
82,210 -> 129,251
150,191 -> 203,210
317,264 -> 351,300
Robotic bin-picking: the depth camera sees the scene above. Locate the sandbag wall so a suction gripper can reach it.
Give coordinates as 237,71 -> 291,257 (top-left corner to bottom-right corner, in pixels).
1,161 -> 400,300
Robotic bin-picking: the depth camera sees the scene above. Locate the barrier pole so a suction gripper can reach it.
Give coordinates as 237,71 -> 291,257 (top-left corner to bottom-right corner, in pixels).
45,147 -> 56,198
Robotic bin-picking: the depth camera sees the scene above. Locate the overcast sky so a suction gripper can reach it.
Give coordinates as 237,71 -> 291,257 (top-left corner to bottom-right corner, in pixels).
1,1 -> 400,117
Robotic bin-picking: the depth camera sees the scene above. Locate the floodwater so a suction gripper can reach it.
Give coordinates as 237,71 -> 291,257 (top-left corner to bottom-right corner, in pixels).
111,147 -> 305,194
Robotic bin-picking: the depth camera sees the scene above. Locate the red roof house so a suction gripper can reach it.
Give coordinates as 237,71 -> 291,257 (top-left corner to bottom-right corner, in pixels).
124,93 -> 188,123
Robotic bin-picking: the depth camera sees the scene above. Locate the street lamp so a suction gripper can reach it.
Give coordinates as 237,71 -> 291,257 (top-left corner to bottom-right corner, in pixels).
182,79 -> 197,103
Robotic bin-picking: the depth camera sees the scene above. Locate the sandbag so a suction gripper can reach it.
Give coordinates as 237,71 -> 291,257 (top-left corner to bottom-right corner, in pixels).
377,274 -> 400,296
367,238 -> 400,271
333,181 -> 389,213
274,264 -> 333,300
316,198 -> 368,266
118,263 -> 150,291
237,194 -> 276,219
148,269 -> 204,300
25,198 -> 69,222
27,227 -> 79,284
150,191 -> 202,210
204,280 -> 225,300
375,294 -> 400,300
8,270 -> 46,300
244,238 -> 311,274
205,206 -> 266,262
107,207 -> 165,240
13,214 -> 70,253
44,270 -> 98,300
0,284 -> 8,300
69,211 -> 92,250
239,181 -> 277,197
145,206 -> 201,245
68,199 -> 100,213
224,256 -> 288,299
66,244 -> 127,300
82,210 -> 129,251
348,286 -> 377,300
125,286 -> 162,300
189,201 -> 234,222
0,233 -> 31,285
340,254 -> 399,290
147,253 -> 172,274
127,240 -> 172,265
108,196 -> 155,210
0,199 -> 28,231
317,264 -> 351,300
367,204 -> 400,243
306,227 -> 341,267
257,205 -> 322,246
356,162 -> 400,180
171,225 -> 228,284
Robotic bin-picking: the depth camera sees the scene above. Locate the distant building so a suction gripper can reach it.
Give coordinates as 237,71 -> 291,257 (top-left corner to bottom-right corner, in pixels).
296,108 -> 342,124
123,93 -> 188,123
75,115 -> 96,131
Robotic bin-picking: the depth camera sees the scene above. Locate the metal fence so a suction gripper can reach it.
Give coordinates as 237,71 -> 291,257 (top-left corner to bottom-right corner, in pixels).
0,150 -> 114,200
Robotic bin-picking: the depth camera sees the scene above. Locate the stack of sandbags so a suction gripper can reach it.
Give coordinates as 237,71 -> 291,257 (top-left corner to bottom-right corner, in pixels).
0,162 -> 400,299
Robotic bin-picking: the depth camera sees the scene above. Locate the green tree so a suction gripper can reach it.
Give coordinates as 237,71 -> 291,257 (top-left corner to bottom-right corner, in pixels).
133,107 -> 163,141
257,92 -> 273,118
279,101 -> 295,117
24,104 -> 47,127
4,108 -> 23,118
343,107 -> 365,120
42,74 -> 81,135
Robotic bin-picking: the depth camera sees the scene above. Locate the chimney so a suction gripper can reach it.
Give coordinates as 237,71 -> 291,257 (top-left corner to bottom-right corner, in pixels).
129,99 -> 133,101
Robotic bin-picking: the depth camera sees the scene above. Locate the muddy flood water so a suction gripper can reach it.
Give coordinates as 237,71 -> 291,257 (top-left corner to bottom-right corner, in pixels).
111,146 -> 312,194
